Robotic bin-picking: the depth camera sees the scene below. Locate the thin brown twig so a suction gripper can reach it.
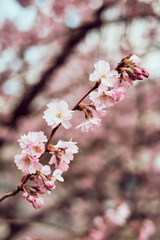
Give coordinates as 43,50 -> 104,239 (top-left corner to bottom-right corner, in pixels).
0,82 -> 99,202
0,174 -> 31,202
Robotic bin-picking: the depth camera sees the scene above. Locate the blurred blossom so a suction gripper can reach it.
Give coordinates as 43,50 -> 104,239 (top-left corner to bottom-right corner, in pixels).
89,0 -> 103,10
128,19 -> 149,53
152,1 -> 160,15
0,48 -> 17,72
65,7 -> 81,28
24,46 -> 47,65
0,96 -> 11,113
143,51 -> 160,79
85,30 -> 100,48
153,154 -> 160,171
0,224 -> 10,239
14,5 -> 37,31
35,0 -> 51,5
139,0 -> 152,2
101,7 -> 121,21
138,219 -> 156,240
2,77 -> 24,96
25,67 -> 44,84
0,0 -> 37,31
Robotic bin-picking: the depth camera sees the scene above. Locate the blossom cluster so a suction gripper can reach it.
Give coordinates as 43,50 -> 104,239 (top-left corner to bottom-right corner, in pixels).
14,132 -> 78,209
76,54 -> 149,132
13,54 -> 149,210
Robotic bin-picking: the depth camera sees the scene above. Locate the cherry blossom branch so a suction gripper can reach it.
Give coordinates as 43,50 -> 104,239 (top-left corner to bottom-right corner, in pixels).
0,174 -> 31,202
0,188 -> 20,202
0,54 -> 149,209
0,82 -> 100,202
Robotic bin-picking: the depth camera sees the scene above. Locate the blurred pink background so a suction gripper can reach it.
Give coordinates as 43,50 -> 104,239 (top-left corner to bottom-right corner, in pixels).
0,0 -> 160,239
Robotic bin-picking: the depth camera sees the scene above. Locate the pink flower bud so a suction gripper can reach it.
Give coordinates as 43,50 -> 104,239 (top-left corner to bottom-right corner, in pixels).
45,181 -> 54,191
136,74 -> 143,80
27,195 -> 35,203
142,68 -> 149,78
133,66 -> 142,75
33,186 -> 45,194
32,197 -> 44,209
23,191 -> 28,198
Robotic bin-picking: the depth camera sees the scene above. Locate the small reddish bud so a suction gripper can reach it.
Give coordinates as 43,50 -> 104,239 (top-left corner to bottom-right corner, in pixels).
136,74 -> 143,80
23,191 -> 28,198
142,68 -> 149,78
27,195 -> 35,203
133,66 -> 142,75
45,181 -> 54,191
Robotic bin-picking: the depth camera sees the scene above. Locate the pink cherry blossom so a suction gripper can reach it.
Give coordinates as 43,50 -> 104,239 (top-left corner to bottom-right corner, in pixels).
119,76 -> 134,88
55,139 -> 78,163
52,169 -> 64,182
89,84 -> 126,110
49,154 -> 57,165
22,142 -> 45,158
49,155 -> 69,171
43,100 -> 73,129
44,180 -> 55,191
32,175 -> 44,185
76,109 -> 105,133
18,131 -> 47,148
41,165 -> 51,175
130,54 -> 141,65
32,197 -> 44,209
14,151 -> 43,174
55,161 -> 69,172
89,60 -> 119,87
76,116 -> 101,132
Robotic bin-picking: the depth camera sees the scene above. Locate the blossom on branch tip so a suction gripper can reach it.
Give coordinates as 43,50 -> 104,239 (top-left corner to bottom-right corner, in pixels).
116,54 -> 149,84
89,60 -> 119,87
43,100 -> 73,129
